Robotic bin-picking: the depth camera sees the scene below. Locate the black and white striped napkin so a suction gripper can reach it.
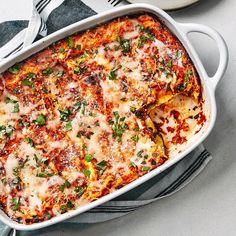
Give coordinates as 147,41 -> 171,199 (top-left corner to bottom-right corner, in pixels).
0,0 -> 212,234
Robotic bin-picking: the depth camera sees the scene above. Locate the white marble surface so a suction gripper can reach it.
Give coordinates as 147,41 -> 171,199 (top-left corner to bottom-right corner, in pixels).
1,0 -> 236,235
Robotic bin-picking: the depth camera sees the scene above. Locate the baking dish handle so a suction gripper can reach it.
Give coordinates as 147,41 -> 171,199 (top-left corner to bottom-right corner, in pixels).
178,23 -> 228,91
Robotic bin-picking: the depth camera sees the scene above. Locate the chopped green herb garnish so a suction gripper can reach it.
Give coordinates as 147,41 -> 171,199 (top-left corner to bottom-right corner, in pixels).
57,70 -> 64,78
133,127 -> 139,132
117,36 -> 130,53
130,106 -> 136,113
33,114 -> 46,126
5,97 -> 19,113
8,64 -> 21,74
21,79 -> 33,87
42,86 -> 49,94
67,37 -> 74,48
141,166 -> 150,171
137,150 -> 144,157
194,114 -> 199,119
176,50 -> 182,59
65,121 -> 72,131
83,169 -> 91,177
25,137 -> 35,147
36,172 -> 54,178
74,187 -> 85,196
137,24 -> 146,31
130,162 -> 137,167
59,180 -> 71,192
13,103 -> 19,113
12,197 -> 20,211
97,160 -> 107,176
42,67 -> 52,76
108,70 -> 117,80
5,97 -> 17,104
184,69 -> 192,87
66,200 -> 74,209
45,211 -> 51,219
0,125 -> 14,137
167,60 -> 173,68
13,88 -> 20,94
131,135 -> 139,142
58,108 -> 71,121
84,154 -> 93,162
138,34 -> 155,48
27,72 -> 36,79
74,67 -> 81,74
151,159 -> 156,165
58,48 -> 65,53
111,111 -> 128,142
60,205 -> 66,211
34,155 -> 48,167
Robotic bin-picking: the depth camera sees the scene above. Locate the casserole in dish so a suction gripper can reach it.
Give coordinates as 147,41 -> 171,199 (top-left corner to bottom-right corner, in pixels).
0,4 -> 228,230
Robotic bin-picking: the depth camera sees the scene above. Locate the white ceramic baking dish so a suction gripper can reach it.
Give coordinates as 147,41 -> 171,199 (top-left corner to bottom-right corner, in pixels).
0,3 -> 228,231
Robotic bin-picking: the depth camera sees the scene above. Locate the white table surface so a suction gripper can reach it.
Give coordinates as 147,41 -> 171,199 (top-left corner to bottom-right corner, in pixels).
1,0 -> 236,235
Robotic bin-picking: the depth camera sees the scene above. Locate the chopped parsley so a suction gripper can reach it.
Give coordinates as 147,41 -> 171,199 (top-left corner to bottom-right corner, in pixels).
176,50 -> 182,59
184,69 -> 192,87
65,121 -> 72,131
131,135 -> 139,142
57,70 -> 64,78
5,97 -> 17,104
167,60 -> 173,68
27,72 -> 36,79
74,67 -> 82,74
66,200 -> 74,209
74,187 -> 85,196
130,162 -> 137,167
137,150 -> 144,158
12,197 -> 20,211
58,108 -> 71,121
21,79 -> 33,87
45,211 -> 51,219
36,172 -> 54,178
83,169 -> 91,177
5,97 -> 20,113
8,64 -> 21,74
151,159 -> 156,165
13,103 -> 19,113
108,70 -> 117,80
67,37 -> 74,48
59,180 -> 71,192
33,114 -> 46,126
84,154 -> 93,162
138,34 -> 155,48
130,106 -> 136,113
110,111 -> 128,142
117,36 -> 130,53
97,160 -> 107,176
25,137 -> 35,147
141,166 -> 150,171
58,47 -> 65,53
42,67 -> 52,76
0,125 -> 14,137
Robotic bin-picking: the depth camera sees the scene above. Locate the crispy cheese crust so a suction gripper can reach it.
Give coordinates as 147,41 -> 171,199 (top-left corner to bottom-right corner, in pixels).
0,14 -> 202,224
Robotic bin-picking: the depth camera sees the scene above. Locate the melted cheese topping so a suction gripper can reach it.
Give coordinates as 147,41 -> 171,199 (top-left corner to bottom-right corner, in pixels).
0,14 -> 204,224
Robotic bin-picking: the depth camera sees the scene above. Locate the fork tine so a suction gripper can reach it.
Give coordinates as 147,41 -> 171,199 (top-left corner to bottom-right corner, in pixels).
111,0 -> 117,4
114,0 -> 123,6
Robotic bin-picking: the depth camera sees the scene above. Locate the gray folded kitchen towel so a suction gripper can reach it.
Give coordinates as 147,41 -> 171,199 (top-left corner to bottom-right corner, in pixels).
0,0 -> 212,235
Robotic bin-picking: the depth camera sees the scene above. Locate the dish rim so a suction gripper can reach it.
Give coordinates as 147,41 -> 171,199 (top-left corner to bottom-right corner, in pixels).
0,3 -> 228,230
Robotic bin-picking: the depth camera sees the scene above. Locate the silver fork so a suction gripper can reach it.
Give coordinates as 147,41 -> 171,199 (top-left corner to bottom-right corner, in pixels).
107,0 -> 124,7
